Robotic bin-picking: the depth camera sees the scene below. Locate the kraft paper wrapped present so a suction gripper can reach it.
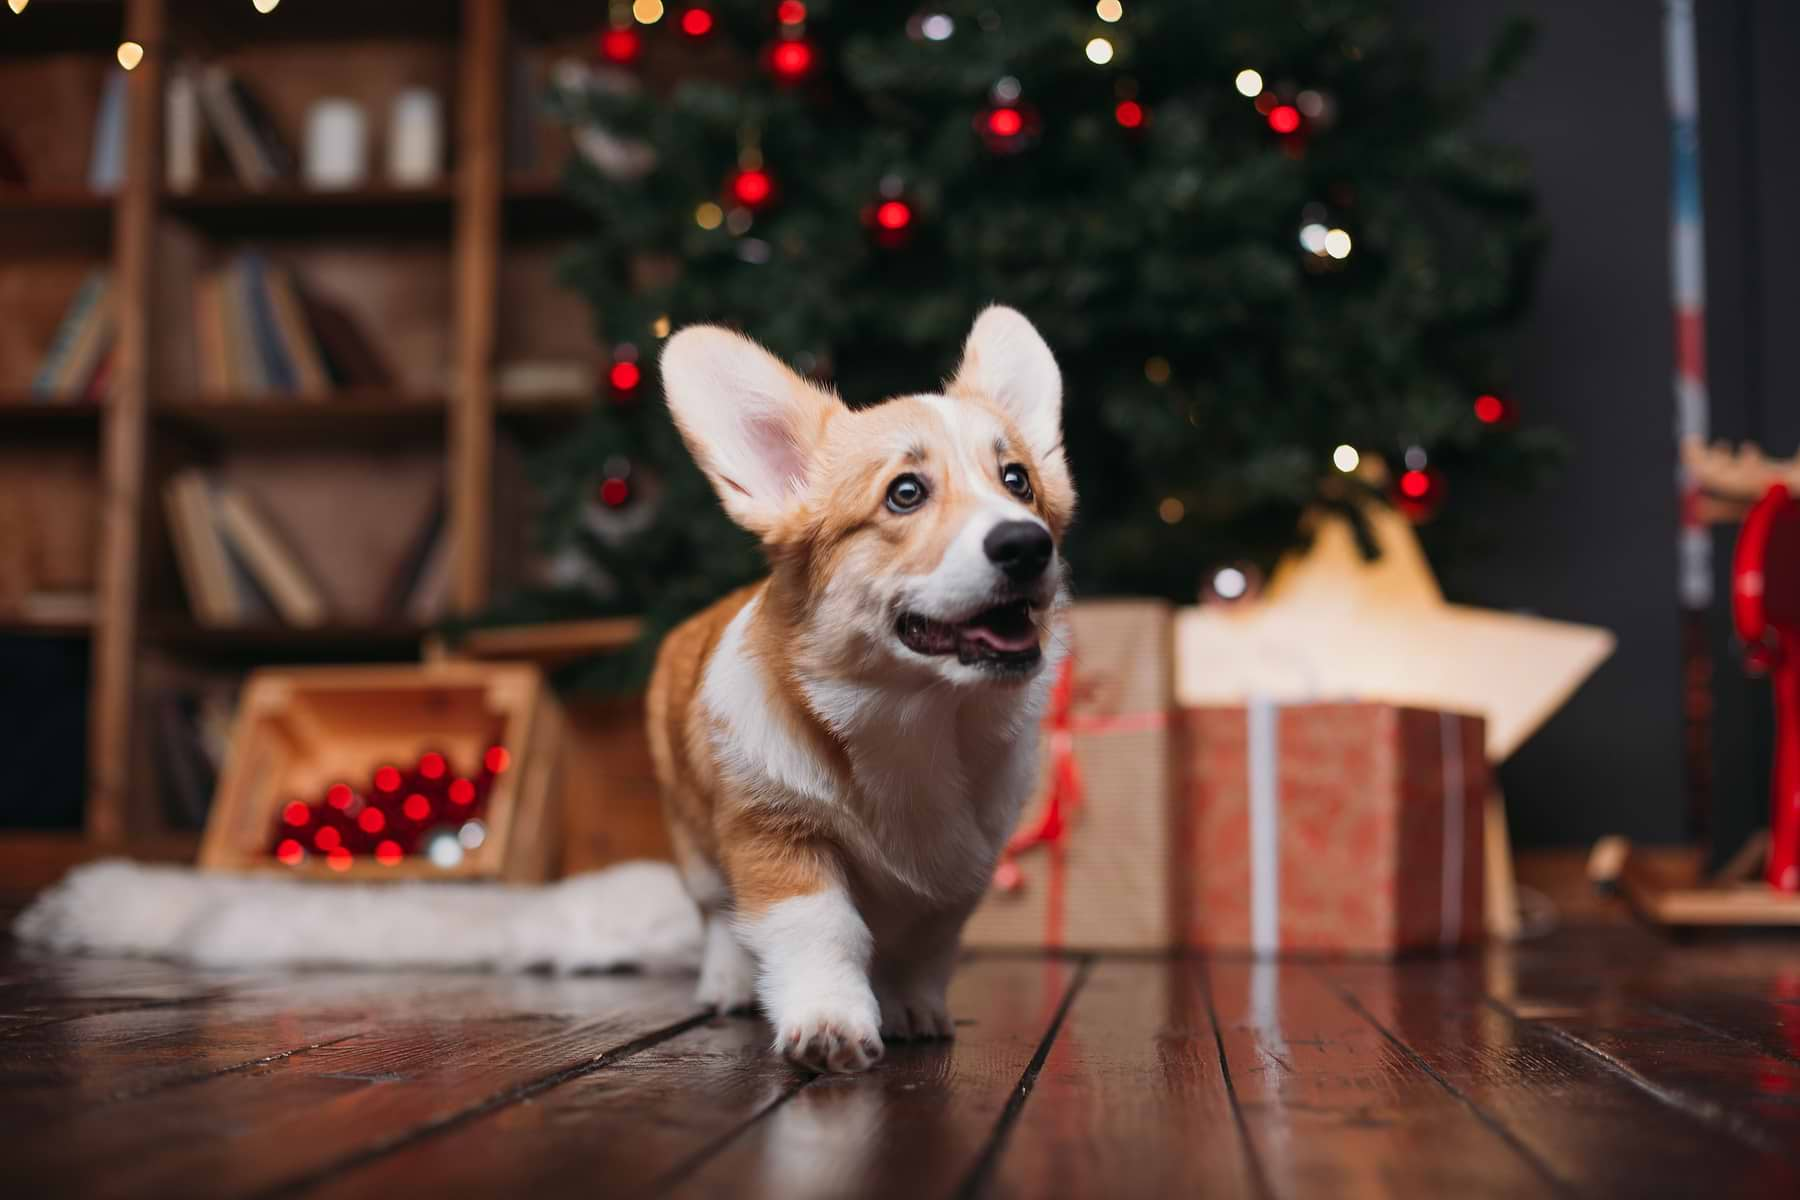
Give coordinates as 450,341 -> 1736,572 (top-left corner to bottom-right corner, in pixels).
962,600 -> 1177,951
1180,701 -> 1486,956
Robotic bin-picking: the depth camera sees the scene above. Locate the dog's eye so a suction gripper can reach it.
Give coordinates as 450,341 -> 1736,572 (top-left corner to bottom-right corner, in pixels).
886,474 -> 927,513
1001,463 -> 1033,500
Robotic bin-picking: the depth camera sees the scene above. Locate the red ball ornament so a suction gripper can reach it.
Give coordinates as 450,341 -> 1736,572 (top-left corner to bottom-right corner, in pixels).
373,765 -> 403,794
282,800 -> 310,827
403,792 -> 432,822
978,104 -> 1038,154
314,825 -> 343,853
418,750 -> 447,780
988,107 -> 1023,137
1268,104 -> 1301,134
484,745 -> 512,775
875,200 -> 911,231
598,26 -> 642,65
326,782 -> 355,810
609,360 -> 642,392
375,840 -> 404,866
327,847 -> 353,872
1394,466 -> 1447,521
679,7 -> 713,36
276,838 -> 305,865
599,476 -> 632,508
358,807 -> 387,835
776,0 -> 806,24
1114,100 -> 1145,129
769,38 -> 815,81
729,167 -> 774,208
1473,393 -> 1513,425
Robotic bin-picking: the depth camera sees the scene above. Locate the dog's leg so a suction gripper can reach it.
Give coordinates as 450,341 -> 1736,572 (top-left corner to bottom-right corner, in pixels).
728,839 -> 882,1074
875,907 -> 969,1041
696,911 -> 756,1013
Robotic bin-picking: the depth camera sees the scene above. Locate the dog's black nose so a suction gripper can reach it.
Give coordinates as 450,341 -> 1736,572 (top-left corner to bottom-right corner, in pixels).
984,521 -> 1053,582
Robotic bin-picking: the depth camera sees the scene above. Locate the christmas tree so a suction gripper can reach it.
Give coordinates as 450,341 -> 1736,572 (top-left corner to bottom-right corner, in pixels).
515,0 -> 1556,686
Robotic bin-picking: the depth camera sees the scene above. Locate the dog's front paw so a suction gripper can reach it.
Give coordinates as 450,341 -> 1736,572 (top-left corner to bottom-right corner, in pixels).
877,989 -> 954,1041
772,995 -> 884,1074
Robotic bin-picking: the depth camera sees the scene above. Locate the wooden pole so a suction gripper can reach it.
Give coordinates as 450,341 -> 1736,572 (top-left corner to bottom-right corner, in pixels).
450,0 -> 504,613
87,0 -> 163,842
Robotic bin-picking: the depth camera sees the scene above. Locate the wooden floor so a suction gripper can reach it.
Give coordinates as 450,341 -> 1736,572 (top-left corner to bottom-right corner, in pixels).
8,919 -> 1800,1198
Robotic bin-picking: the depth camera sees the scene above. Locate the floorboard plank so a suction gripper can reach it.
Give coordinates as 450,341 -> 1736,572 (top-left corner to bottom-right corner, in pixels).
665,957 -> 1082,1200
980,959 -> 1260,1200
4,972 -> 703,1200
293,1013 -> 800,1200
1323,958 -> 1800,1196
1208,959 -> 1565,1198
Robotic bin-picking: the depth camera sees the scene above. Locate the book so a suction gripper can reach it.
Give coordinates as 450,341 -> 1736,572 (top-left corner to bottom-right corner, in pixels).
52,284 -> 115,398
194,273 -> 230,393
212,484 -> 330,626
165,66 -> 201,192
222,262 -> 268,396
163,470 -> 240,625
262,262 -> 332,395
83,346 -> 115,403
197,66 -> 276,188
88,69 -> 127,193
296,285 -> 394,389
380,492 -> 445,617
16,590 -> 97,626
239,253 -> 298,394
31,272 -> 109,400
224,74 -> 296,179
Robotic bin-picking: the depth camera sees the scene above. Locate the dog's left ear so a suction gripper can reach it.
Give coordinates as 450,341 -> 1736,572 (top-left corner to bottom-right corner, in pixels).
949,306 -> 1063,460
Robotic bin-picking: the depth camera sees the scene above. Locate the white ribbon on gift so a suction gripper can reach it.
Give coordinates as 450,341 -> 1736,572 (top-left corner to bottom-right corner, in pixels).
1245,698 -> 1469,956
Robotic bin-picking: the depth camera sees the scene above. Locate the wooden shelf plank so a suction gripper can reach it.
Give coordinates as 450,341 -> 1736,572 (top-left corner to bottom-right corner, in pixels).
0,1 -> 125,58
143,618 -> 429,659
0,398 -> 105,432
160,183 -> 584,239
152,395 -> 450,441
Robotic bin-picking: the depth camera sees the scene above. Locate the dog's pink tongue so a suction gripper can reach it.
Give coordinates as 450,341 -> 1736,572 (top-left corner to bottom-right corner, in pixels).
961,622 -> 1037,653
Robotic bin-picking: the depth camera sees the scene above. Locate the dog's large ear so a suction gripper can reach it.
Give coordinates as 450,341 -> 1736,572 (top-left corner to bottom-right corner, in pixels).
949,306 -> 1063,461
661,326 -> 840,535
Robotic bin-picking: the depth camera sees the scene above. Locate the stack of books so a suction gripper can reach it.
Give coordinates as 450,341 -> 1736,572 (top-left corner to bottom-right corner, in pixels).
165,64 -> 297,192
163,469 -> 448,627
31,272 -> 115,403
194,253 -> 391,397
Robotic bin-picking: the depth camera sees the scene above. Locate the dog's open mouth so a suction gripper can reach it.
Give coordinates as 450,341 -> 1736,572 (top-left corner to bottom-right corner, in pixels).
896,599 -> 1041,670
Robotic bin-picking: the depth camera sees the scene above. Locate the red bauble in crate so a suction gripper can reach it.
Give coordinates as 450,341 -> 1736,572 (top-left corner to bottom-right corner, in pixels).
1733,485 -> 1800,890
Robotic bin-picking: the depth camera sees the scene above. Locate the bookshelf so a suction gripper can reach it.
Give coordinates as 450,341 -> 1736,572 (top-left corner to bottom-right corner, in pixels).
0,0 -> 597,855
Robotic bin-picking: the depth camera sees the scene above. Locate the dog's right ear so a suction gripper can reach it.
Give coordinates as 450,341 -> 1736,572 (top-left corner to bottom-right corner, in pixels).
660,326 -> 840,536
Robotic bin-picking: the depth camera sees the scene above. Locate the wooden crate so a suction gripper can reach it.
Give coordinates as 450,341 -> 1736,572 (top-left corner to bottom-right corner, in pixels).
429,619 -> 674,876
199,662 -> 561,881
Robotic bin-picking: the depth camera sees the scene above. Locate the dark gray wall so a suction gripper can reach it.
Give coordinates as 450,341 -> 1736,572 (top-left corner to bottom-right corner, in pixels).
1408,0 -> 1681,846
1410,0 -> 1797,848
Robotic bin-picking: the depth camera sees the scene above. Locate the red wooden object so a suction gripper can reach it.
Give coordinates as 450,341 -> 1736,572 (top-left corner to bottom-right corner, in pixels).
1733,485 -> 1800,890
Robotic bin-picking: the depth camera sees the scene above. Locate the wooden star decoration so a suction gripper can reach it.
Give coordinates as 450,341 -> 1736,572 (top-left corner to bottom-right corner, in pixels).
1176,502 -> 1615,763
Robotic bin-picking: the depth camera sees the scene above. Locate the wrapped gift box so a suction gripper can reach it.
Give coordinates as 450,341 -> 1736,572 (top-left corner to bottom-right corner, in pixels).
1180,701 -> 1486,956
963,600 -> 1178,951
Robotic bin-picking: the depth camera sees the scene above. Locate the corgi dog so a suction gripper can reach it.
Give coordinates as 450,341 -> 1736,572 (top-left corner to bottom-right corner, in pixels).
646,307 -> 1075,1073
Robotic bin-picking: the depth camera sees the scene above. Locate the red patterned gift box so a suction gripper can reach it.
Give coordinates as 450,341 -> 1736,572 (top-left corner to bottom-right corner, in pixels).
1180,701 -> 1486,956
963,600 -> 1178,951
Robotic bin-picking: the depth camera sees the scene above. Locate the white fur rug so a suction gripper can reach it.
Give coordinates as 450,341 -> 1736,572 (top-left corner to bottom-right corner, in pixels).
13,859 -> 703,974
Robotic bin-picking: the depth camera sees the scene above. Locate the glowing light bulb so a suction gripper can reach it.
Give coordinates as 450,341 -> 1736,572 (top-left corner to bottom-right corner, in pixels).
695,201 -> 724,229
1212,567 -> 1249,601
1085,37 -> 1114,65
1096,0 -> 1123,21
632,0 -> 663,23
116,41 -> 144,70
1404,445 -> 1428,471
1324,228 -> 1352,259
1144,356 -> 1171,384
922,13 -> 954,40
1235,69 -> 1263,97
652,314 -> 672,338
1158,498 -> 1185,524
8,1 -> 29,15
1299,223 -> 1329,254
1333,444 -> 1361,473
252,0 -> 279,12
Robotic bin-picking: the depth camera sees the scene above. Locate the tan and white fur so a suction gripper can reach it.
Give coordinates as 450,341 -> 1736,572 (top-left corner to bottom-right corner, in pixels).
646,307 -> 1075,1073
